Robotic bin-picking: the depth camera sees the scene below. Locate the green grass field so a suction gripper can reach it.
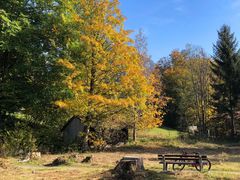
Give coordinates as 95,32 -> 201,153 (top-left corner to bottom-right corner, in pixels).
0,127 -> 240,179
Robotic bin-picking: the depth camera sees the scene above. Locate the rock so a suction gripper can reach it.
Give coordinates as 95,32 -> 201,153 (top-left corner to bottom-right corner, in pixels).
104,145 -> 112,150
18,157 -> 30,163
115,142 -> 125,147
30,152 -> 41,160
18,151 -> 41,162
18,149 -> 24,155
0,160 -> 8,169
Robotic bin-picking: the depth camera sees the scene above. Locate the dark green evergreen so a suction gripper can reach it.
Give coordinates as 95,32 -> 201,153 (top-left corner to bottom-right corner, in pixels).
212,25 -> 240,137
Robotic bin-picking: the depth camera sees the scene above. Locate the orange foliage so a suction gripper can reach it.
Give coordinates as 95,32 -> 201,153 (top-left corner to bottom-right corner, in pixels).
54,0 -> 165,130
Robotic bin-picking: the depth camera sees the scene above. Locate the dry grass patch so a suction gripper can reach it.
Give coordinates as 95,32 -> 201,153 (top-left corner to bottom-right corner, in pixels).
0,128 -> 240,179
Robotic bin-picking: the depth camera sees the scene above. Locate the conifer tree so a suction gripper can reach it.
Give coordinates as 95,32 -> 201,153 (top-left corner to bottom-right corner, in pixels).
212,25 -> 240,137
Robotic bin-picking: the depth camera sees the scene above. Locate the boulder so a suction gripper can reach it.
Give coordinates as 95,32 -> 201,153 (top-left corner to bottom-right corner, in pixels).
30,152 -> 41,160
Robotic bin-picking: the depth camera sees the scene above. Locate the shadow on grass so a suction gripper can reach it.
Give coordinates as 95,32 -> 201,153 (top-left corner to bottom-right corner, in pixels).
221,156 -> 240,163
145,170 -> 177,180
100,169 -> 177,180
179,133 -> 240,147
108,145 -> 181,154
106,144 -> 240,158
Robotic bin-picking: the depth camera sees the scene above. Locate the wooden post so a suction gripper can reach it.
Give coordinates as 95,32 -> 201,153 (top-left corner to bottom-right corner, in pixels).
199,155 -> 203,172
163,155 -> 167,172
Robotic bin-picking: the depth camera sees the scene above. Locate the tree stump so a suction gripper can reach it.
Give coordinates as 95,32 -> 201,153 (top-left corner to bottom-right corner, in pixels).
45,157 -> 68,166
81,155 -> 92,163
113,156 -> 145,180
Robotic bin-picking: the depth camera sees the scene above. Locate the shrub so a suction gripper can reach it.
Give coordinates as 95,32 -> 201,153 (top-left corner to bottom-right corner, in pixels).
0,127 -> 37,156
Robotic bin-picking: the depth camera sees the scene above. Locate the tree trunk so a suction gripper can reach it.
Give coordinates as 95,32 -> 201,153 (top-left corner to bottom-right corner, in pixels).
133,123 -> 136,142
82,55 -> 96,151
81,125 -> 90,152
230,111 -> 236,138
201,104 -> 206,137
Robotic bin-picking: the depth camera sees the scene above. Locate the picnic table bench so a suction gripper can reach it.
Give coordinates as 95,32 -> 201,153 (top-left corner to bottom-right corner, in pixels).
158,153 -> 211,172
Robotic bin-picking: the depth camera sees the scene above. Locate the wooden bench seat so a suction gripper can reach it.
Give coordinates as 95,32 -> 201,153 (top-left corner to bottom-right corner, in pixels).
158,154 -> 207,158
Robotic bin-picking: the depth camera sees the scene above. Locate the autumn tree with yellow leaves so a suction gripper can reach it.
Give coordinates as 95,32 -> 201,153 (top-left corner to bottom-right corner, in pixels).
53,0 -> 164,148
158,46 -> 214,136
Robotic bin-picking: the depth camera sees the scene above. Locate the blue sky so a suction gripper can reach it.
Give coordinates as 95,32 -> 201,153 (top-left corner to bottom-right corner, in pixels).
119,0 -> 240,62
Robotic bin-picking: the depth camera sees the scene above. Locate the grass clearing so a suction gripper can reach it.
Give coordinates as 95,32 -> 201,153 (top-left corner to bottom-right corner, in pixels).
139,127 -> 180,139
0,127 -> 240,179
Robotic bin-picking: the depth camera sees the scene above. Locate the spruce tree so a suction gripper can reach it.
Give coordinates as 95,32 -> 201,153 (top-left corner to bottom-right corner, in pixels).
212,25 -> 240,137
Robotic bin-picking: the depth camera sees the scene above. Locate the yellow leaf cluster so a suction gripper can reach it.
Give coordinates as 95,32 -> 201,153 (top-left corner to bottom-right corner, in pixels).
58,59 -> 75,70
54,0 -> 166,131
54,101 -> 68,108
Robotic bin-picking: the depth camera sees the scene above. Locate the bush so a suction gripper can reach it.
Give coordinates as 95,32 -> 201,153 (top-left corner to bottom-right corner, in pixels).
91,138 -> 107,151
88,132 -> 107,151
0,127 -> 37,156
37,129 -> 65,153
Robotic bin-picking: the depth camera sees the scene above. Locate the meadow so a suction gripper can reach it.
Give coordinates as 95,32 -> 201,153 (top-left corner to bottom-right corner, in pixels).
0,128 -> 240,180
